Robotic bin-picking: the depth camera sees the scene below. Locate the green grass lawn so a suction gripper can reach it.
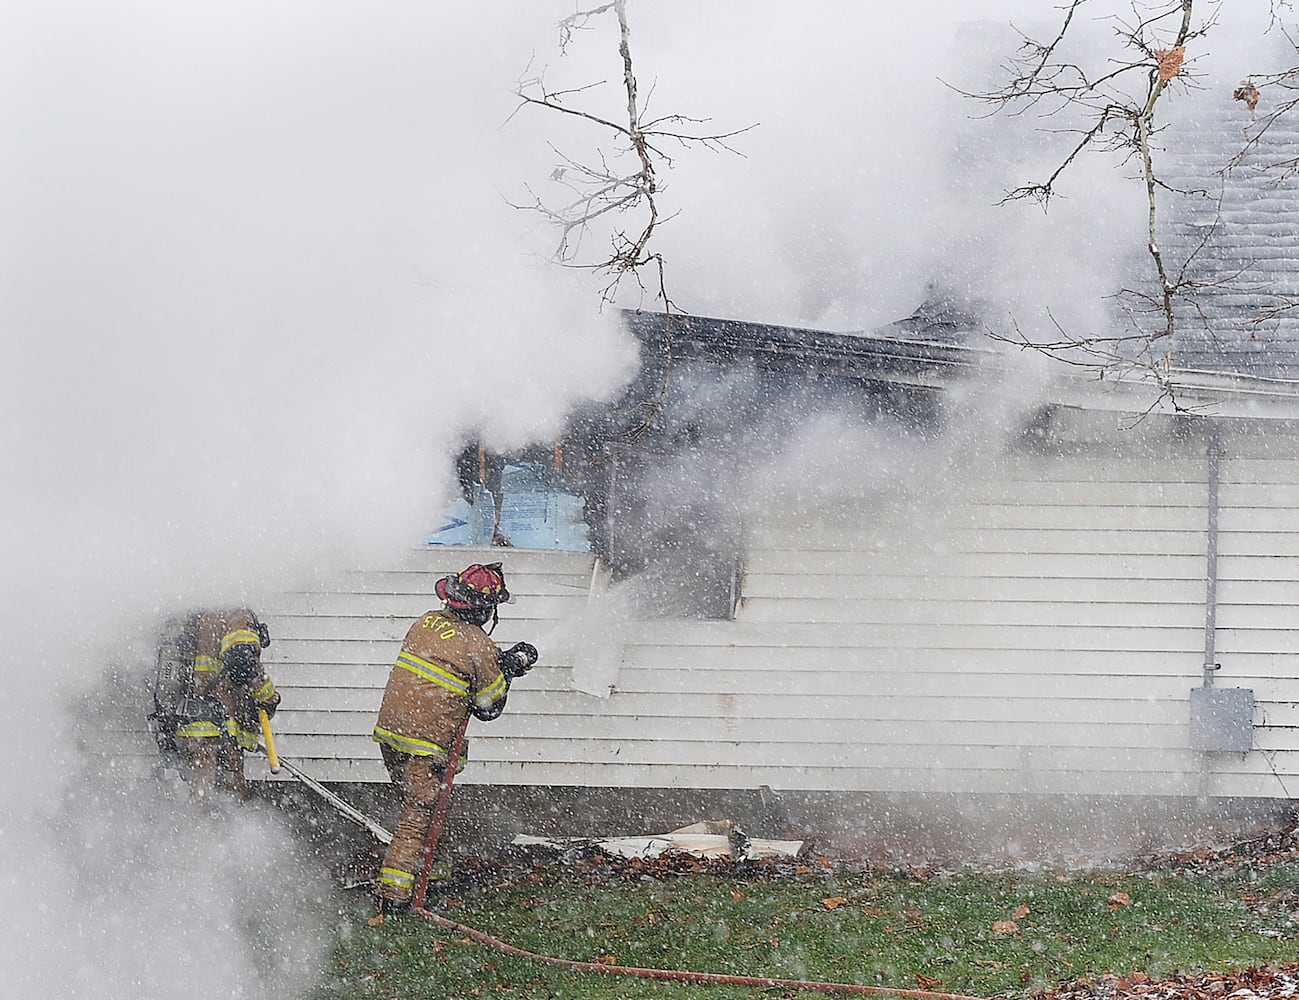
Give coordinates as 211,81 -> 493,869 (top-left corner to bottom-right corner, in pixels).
312,855 -> 1299,999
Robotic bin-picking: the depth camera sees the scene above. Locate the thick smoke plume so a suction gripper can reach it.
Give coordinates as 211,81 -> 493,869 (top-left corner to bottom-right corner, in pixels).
0,1 -> 1286,994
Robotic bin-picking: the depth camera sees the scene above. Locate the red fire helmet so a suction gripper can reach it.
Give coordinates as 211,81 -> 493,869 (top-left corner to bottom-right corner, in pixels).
435,562 -> 510,610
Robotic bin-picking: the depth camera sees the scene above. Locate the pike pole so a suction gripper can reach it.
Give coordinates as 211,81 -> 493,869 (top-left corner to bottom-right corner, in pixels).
256,709 -> 394,845
258,708 -> 281,773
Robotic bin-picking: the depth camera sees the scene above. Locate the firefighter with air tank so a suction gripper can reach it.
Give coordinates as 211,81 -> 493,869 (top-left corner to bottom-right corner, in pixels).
151,608 -> 281,802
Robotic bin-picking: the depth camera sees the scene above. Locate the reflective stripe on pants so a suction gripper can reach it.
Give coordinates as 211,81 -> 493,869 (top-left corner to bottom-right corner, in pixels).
376,744 -> 452,902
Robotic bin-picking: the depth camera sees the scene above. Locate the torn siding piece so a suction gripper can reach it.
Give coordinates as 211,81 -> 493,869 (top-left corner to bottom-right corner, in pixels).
512,820 -> 804,861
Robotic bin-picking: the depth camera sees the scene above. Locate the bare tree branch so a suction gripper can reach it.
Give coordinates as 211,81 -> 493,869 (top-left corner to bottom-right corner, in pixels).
510,1 -> 754,439
961,0 -> 1260,407
511,0 -> 755,309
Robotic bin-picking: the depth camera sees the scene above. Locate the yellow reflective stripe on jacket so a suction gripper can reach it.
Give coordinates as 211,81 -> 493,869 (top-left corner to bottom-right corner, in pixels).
193,654 -> 222,673
251,678 -> 276,702
372,725 -> 447,759
474,672 -> 507,711
394,651 -> 470,697
221,628 -> 261,653
175,718 -> 259,747
176,719 -> 224,738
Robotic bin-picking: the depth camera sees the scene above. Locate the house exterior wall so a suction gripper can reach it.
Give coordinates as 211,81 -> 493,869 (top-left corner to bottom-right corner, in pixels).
249,414 -> 1299,801
1208,425 -> 1299,797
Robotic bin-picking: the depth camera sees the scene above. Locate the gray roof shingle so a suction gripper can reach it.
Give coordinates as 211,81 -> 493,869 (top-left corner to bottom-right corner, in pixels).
1159,32 -> 1299,379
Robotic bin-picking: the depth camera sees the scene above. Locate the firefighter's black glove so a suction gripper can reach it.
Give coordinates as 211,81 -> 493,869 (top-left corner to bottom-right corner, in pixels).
257,692 -> 281,719
498,641 -> 538,679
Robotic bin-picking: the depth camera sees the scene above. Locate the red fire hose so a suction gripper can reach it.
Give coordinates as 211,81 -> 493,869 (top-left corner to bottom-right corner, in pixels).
415,906 -> 989,1000
406,716 -> 989,1000
411,714 -> 470,912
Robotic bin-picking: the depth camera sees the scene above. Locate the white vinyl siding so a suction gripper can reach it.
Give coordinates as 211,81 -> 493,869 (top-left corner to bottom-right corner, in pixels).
726,447 -> 1212,797
1199,431 -> 1299,797
109,416 -> 1299,803
263,547 -> 597,783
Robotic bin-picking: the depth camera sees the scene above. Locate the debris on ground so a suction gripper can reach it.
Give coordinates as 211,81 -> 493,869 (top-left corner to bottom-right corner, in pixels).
511,819 -> 805,862
1034,963 -> 1299,999
1031,814 -> 1299,1000
1142,812 -> 1299,873
335,808 -> 1299,999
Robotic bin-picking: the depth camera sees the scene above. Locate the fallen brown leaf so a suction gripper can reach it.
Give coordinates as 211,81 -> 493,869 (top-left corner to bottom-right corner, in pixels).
1107,891 -> 1132,910
992,919 -> 1019,935
821,896 -> 848,910
1013,904 -> 1030,920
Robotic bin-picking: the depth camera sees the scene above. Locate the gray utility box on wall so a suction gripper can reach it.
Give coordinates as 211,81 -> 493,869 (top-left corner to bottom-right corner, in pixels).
1189,686 -> 1255,752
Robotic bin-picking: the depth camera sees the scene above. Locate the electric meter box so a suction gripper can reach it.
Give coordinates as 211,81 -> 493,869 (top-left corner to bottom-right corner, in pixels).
1189,686 -> 1254,753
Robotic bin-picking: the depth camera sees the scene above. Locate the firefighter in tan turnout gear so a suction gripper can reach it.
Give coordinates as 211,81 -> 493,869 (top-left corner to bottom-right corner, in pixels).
371,562 -> 537,914
172,609 -> 281,801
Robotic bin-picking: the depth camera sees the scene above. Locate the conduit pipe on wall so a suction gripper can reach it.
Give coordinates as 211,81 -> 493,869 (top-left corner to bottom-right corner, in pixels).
1189,418 -> 1255,764
1202,420 -> 1222,689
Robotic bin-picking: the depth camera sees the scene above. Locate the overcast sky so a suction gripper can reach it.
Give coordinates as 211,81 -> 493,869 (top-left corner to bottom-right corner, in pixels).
0,2 -> 1291,995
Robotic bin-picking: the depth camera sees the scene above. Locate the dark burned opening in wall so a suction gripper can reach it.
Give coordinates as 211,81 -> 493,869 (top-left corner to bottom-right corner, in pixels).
450,309 -> 983,620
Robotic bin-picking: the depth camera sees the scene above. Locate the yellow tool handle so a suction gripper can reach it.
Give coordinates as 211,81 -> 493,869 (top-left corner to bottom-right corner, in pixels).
259,708 -> 281,773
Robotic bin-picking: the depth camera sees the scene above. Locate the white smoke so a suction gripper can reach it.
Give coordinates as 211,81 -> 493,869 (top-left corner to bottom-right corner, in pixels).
0,2 -> 634,996
0,0 -> 1287,994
